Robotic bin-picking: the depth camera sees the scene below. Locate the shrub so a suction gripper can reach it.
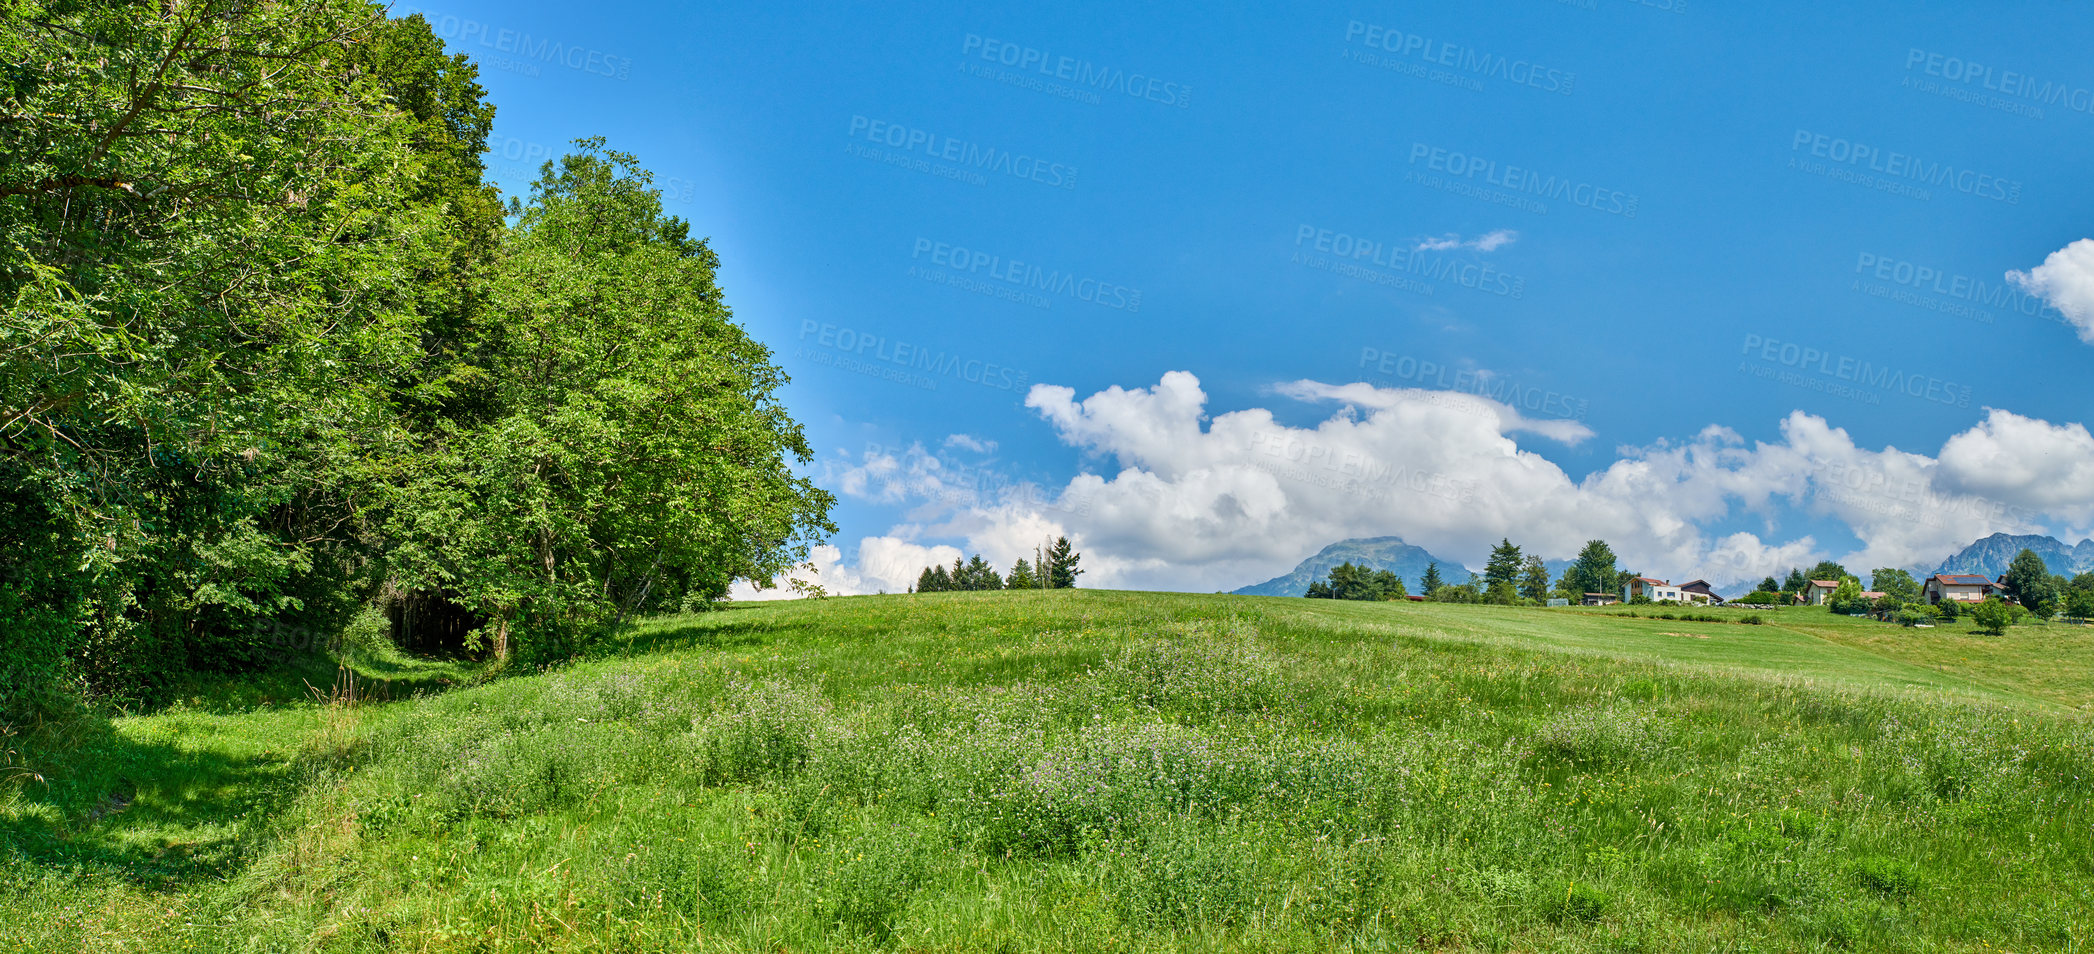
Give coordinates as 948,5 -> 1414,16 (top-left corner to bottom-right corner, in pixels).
1970,599 -> 2013,636
1740,614 -> 1764,625
1738,590 -> 1785,605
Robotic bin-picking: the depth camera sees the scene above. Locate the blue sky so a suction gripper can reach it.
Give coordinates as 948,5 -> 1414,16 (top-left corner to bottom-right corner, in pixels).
395,0 -> 2094,593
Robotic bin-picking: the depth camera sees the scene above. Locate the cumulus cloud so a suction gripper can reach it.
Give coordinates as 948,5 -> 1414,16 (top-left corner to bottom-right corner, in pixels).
2007,238 -> 2094,343
765,372 -> 2094,600
1936,409 -> 2094,516
728,537 -> 965,600
1415,229 -> 1518,252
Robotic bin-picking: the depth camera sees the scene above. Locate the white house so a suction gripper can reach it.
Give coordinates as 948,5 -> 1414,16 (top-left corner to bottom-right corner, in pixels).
1800,579 -> 1839,605
1621,576 -> 1708,604
1922,574 -> 1996,604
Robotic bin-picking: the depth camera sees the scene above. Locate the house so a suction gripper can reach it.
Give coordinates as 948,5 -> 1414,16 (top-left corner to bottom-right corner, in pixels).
1801,579 -> 1839,605
1582,592 -> 1619,606
1624,573 -> 1708,602
1922,574 -> 1996,604
1677,580 -> 1723,605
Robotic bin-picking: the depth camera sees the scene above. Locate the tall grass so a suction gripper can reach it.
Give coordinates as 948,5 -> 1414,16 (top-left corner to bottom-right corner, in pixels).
4,592 -> 2091,951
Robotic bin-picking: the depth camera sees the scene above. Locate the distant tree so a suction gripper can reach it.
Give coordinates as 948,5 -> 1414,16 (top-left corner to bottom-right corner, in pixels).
1564,541 -> 1619,599
2002,549 -> 2056,613
1420,562 -> 1444,594
1006,558 -> 1038,590
1429,584 -> 1476,604
963,555 -> 1003,591
928,565 -> 954,591
1484,539 -> 1524,591
1806,561 -> 1851,585
1827,577 -> 1867,614
2070,572 -> 2094,594
1045,536 -> 1083,589
1486,580 -> 1521,605
1738,590 -> 1785,606
1869,568 -> 1920,604
1970,597 -> 2013,636
916,567 -> 939,593
1519,556 -> 1551,603
1757,576 -> 1782,594
1781,568 -> 1808,595
2065,588 -> 2094,622
1309,562 -> 1407,601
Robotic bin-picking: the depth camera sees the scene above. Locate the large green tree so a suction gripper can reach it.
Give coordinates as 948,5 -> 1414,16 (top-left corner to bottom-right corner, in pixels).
1,2 -> 496,711
1868,568 -> 1921,603
2001,549 -> 2057,619
1484,538 -> 1524,591
1518,556 -> 1550,603
1562,540 -> 1618,599
383,142 -> 833,662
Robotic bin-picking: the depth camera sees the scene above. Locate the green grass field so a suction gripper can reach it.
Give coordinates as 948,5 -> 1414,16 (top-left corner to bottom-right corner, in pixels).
5,592 -> 2091,952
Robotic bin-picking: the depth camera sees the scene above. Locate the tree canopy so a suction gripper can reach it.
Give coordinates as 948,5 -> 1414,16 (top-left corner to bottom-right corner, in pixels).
0,4 -> 832,717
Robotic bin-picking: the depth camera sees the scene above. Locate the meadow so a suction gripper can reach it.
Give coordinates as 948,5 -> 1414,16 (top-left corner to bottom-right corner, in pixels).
4,592 -> 2091,952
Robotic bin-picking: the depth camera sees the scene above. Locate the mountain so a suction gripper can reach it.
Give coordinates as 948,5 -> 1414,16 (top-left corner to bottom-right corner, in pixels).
1931,533 -> 2094,579
1234,537 -> 1478,597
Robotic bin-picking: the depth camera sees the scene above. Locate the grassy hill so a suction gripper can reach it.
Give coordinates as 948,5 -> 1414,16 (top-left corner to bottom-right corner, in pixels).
5,592 -> 2092,952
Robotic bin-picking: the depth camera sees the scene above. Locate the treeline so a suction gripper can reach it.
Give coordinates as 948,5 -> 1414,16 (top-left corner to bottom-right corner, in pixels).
1,5 -> 831,720
915,538 -> 1081,592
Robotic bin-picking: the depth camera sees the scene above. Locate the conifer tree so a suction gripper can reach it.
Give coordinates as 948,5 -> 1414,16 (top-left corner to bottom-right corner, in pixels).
1046,537 -> 1083,589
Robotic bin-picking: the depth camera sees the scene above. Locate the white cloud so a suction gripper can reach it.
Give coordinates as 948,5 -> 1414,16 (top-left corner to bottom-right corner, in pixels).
728,537 -> 964,601
1936,409 -> 2094,517
2007,238 -> 2094,343
944,433 -> 997,453
775,372 -> 2094,598
1415,229 -> 1518,252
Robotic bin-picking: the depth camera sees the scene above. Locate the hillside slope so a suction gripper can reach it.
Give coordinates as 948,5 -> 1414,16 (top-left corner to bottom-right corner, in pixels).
6,592 -> 2092,953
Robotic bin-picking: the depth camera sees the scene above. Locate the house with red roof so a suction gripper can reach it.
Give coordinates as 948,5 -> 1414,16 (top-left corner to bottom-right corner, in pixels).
1922,574 -> 1997,605
1799,579 -> 1839,605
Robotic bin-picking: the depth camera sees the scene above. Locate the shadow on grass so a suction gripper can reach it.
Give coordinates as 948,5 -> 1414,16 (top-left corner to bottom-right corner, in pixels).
2,720 -> 304,890
608,613 -> 783,658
